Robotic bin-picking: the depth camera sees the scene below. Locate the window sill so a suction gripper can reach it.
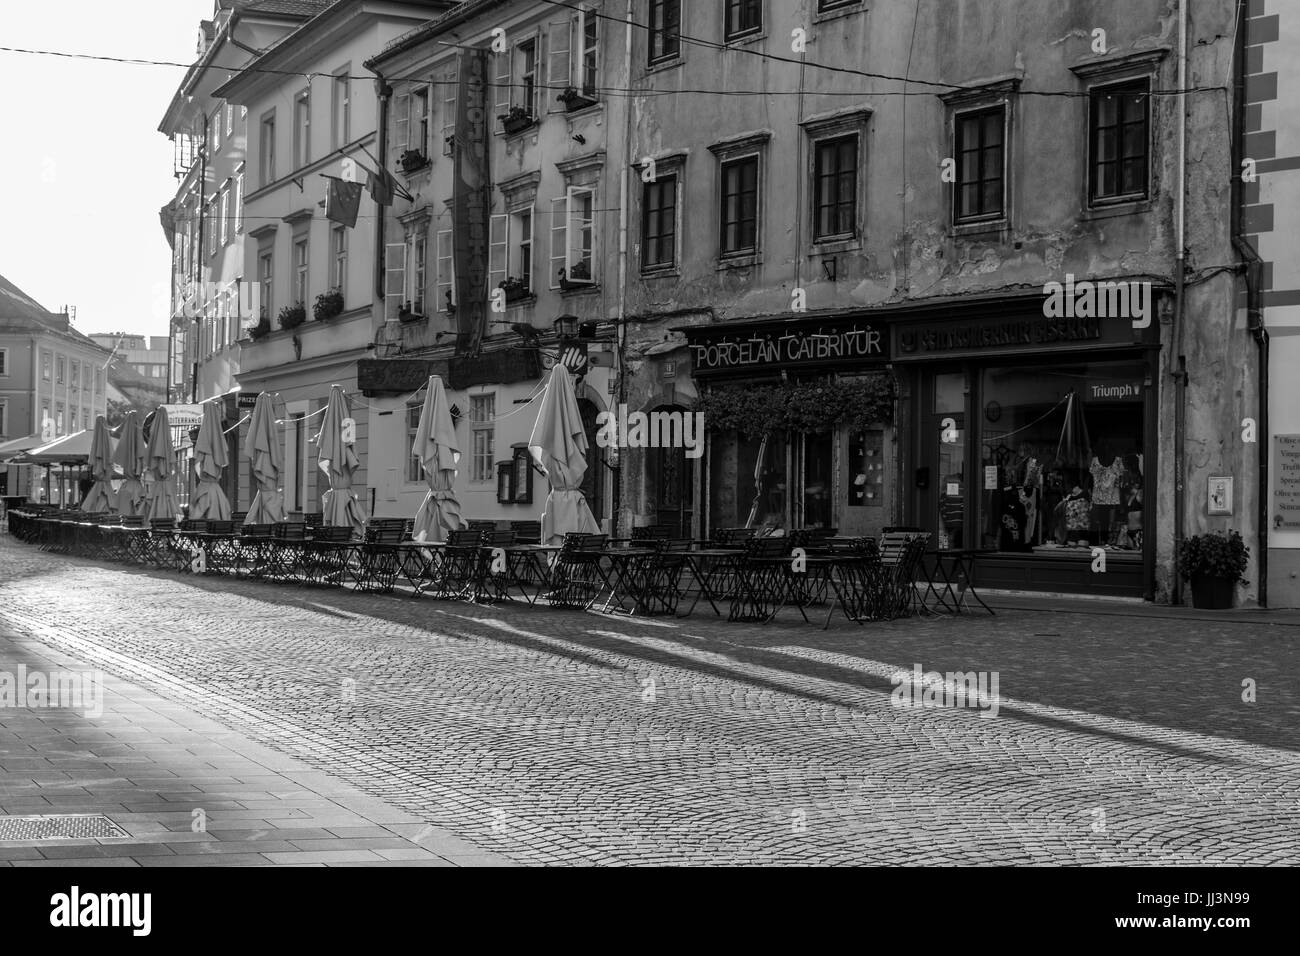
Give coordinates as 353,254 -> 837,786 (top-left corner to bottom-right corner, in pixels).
563,100 -> 603,120
717,253 -> 761,270
949,219 -> 1009,241
640,266 -> 680,279
559,283 -> 599,296
504,294 -> 537,308
723,30 -> 767,49
1082,198 -> 1153,221
813,2 -> 866,26
646,56 -> 683,76
810,236 -> 860,256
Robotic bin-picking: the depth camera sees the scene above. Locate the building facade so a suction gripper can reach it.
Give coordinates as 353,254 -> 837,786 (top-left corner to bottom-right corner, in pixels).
217,0 -> 452,517
87,334 -> 170,383
0,273 -> 110,499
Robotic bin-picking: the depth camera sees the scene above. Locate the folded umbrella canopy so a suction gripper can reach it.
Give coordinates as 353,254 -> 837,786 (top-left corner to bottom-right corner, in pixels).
411,375 -> 463,542
113,410 -> 147,516
528,365 -> 600,546
189,400 -> 232,520
316,384 -> 365,534
143,405 -> 178,521
79,417 -> 115,513
243,392 -> 285,525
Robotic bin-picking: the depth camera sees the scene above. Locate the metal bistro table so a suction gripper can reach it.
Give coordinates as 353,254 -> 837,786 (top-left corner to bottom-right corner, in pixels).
503,544 -> 563,605
920,548 -> 996,615
677,547 -> 745,618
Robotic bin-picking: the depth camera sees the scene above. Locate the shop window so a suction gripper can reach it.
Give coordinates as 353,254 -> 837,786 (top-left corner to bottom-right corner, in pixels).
1089,78 -> 1150,205
979,361 -> 1145,554
709,430 -> 788,533
848,429 -> 884,507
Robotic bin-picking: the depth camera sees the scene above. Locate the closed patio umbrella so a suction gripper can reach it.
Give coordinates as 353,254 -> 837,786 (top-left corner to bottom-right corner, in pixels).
189,400 -> 231,520
411,375 -> 463,542
113,410 -> 147,516
528,365 -> 600,545
316,384 -> 365,534
143,405 -> 178,521
79,417 -> 115,513
243,392 -> 285,525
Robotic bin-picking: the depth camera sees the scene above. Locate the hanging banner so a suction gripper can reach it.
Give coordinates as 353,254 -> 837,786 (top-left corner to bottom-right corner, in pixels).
454,48 -> 491,357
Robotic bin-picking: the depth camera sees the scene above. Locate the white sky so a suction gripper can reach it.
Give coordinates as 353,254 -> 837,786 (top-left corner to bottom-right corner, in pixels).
0,1 -> 214,340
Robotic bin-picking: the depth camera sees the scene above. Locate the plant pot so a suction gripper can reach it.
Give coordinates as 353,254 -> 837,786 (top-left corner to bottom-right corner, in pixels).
562,93 -> 598,112
502,115 -> 534,135
1189,572 -> 1235,610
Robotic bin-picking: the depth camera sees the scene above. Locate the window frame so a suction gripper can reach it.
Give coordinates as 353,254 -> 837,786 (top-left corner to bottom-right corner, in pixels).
1087,77 -> 1151,207
259,109 -> 276,186
56,355 -> 65,385
331,224 -> 348,299
470,393 -> 496,483
293,87 -> 311,170
641,169 -> 680,273
332,68 -> 351,149
219,185 -> 230,246
724,0 -> 763,43
718,154 -> 760,259
811,132 -> 858,243
648,0 -> 682,66
406,403 -> 424,483
234,167 -> 244,234
0,347 -> 8,377
952,103 -> 1007,225
293,237 -> 309,306
258,249 -> 274,319
435,227 -> 455,312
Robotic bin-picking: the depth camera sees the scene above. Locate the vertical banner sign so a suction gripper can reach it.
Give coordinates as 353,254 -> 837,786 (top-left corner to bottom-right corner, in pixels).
454,48 -> 491,356
1274,435 -> 1300,530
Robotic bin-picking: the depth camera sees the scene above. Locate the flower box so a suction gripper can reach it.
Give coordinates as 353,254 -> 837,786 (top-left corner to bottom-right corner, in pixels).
397,149 -> 430,174
277,303 -> 306,331
313,289 -> 344,322
499,108 -> 536,135
557,87 -> 599,112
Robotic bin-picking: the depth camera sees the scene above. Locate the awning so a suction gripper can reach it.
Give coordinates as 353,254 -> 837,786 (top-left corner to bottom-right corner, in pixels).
18,430 -> 94,464
0,433 -> 46,462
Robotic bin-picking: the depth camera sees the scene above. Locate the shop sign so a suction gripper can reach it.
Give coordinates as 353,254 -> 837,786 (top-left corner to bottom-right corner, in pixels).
688,321 -> 887,376
896,316 -> 1104,357
1274,435 -> 1300,530
358,359 -> 450,396
447,349 -> 541,390
453,47 -> 491,356
1087,380 -> 1143,401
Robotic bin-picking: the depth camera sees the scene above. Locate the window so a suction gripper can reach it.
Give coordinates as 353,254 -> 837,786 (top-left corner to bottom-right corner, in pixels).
293,238 -> 309,305
332,71 -> 350,149
294,89 -> 311,169
94,367 -> 102,394
56,356 -> 65,385
436,228 -> 455,312
470,394 -> 495,481
259,251 -> 274,318
649,0 -> 681,64
549,187 -> 595,287
1089,78 -> 1150,205
497,38 -> 538,121
0,400 -> 6,437
41,399 -> 50,431
642,173 -> 677,271
212,109 -> 221,153
331,225 -> 347,298
440,68 -> 458,155
580,11 -> 598,96
82,408 -> 89,431
0,348 -> 7,376
259,111 -> 276,185
70,360 -> 79,391
720,156 -> 759,256
219,186 -> 230,245
499,207 -> 534,293
411,86 -> 430,157
234,168 -> 244,234
406,404 -> 423,482
954,105 -> 1005,222
512,446 -> 534,504
384,242 -> 406,320
41,351 -> 51,380
55,403 -> 64,435
225,103 -> 234,137
410,232 -> 427,313
813,135 -> 857,240
725,0 -> 762,41
207,199 -> 219,257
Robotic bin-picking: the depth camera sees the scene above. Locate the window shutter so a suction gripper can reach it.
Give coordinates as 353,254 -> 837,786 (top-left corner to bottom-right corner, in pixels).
384,241 -> 407,319
549,196 -> 566,289
393,91 -> 410,157
547,19 -> 573,112
436,228 -> 455,312
488,213 -> 509,291
493,50 -> 511,120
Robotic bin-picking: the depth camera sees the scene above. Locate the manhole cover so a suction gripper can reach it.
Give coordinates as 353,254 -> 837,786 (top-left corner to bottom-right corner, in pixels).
0,814 -> 129,842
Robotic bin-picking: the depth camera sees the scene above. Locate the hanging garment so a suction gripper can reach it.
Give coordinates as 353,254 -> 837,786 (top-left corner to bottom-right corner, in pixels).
1024,457 -> 1043,490
1019,487 -> 1038,544
1000,492 -> 1029,551
1066,493 -> 1092,532
1090,456 -> 1123,505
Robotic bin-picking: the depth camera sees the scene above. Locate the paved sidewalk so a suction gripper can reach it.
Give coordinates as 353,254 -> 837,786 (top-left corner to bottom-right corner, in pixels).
0,633 -> 511,867
2,531 -> 1299,865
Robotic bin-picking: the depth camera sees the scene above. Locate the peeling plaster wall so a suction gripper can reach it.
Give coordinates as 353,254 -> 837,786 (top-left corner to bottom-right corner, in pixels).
620,0 -> 1252,601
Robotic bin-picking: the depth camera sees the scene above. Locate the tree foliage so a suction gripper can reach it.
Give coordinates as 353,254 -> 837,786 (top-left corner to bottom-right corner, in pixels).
693,374 -> 896,437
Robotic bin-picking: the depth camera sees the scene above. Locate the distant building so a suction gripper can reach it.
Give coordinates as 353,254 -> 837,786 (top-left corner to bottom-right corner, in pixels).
87,333 -> 169,383
0,272 -> 110,498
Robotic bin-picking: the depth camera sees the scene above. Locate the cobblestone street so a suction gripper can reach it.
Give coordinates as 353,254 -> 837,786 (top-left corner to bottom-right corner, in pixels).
2,532 -> 1299,866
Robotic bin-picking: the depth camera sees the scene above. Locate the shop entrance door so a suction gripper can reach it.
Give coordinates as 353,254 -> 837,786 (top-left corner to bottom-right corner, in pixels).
918,372 -> 967,549
794,431 -> 834,530
648,404 -> 692,537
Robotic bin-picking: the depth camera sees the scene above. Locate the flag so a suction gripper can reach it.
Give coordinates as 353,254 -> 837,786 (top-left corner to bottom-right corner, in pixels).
367,167 -> 395,206
324,176 -> 363,227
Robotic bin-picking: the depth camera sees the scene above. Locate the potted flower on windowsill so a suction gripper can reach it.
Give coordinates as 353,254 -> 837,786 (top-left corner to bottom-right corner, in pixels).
1176,530 -> 1250,609
557,85 -> 598,112
397,148 -> 430,174
278,302 -> 307,331
498,105 -> 535,135
247,312 -> 272,341
313,288 -> 344,322
399,300 -> 426,323
498,277 -> 531,304
558,262 -> 594,291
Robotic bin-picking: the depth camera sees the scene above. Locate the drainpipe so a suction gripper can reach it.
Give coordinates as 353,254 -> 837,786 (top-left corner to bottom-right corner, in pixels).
1233,0 -> 1268,605
368,67 -> 392,308
1171,0 -> 1188,604
613,0 -> 633,537
193,114 -> 209,405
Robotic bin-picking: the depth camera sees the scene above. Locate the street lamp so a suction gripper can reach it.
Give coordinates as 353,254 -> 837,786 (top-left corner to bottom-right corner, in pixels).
553,314 -> 579,340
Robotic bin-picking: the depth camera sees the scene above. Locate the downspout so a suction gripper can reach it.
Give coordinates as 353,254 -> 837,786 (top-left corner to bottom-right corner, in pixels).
1171,0 -> 1188,603
1233,0 -> 1268,605
368,67 -> 392,306
193,114 -> 209,405
613,0 -> 632,537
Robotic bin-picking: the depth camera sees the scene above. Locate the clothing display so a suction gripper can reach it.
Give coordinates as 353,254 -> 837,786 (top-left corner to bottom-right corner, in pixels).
1089,456 -> 1124,505
1065,492 -> 1091,531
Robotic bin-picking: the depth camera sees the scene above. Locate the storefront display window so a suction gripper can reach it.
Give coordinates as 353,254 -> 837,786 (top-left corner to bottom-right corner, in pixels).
934,372 -> 966,549
709,430 -> 788,533
979,360 -> 1144,554
848,429 -> 884,507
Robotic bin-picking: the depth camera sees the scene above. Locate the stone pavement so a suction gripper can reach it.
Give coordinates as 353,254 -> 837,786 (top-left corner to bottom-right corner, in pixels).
1,530 -> 1299,866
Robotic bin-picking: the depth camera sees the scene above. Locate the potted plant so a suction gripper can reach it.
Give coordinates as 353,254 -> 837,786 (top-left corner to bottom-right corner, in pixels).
277,302 -> 306,331
397,148 -> 429,174
399,300 -> 426,323
559,262 -> 593,290
498,277 -> 530,304
248,313 -> 272,341
557,85 -> 598,112
313,288 -> 344,322
1177,530 -> 1249,609
498,105 -> 535,135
